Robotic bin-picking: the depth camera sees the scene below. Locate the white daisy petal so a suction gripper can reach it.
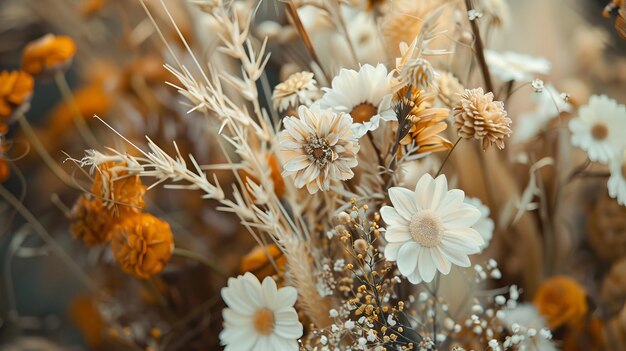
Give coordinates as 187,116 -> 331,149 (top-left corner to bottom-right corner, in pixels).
382,173 -> 485,284
418,248 -> 437,282
397,242 -> 420,276
389,187 -> 418,220
220,274 -> 303,350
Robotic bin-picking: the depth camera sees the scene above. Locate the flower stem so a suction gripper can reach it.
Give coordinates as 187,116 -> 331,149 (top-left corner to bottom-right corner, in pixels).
53,72 -> 101,148
16,113 -> 75,187
172,247 -> 228,276
435,137 -> 462,177
464,0 -> 494,93
0,183 -> 99,293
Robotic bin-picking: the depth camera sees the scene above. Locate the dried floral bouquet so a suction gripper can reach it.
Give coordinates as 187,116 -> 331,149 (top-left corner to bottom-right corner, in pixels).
0,0 -> 625,350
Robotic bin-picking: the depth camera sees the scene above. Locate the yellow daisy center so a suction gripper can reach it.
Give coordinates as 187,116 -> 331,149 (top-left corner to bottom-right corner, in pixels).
409,210 -> 444,248
621,162 -> 626,177
591,123 -> 608,140
350,102 -> 378,123
252,308 -> 275,335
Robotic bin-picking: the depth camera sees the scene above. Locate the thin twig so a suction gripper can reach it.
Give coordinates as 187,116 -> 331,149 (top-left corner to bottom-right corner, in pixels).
16,114 -> 75,187
0,184 -> 100,293
54,72 -> 101,148
464,0 -> 494,93
172,247 -> 229,276
435,137 -> 462,177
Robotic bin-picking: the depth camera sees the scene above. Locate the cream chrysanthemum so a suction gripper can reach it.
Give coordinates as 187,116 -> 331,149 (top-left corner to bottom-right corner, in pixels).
434,71 -> 464,107
400,57 -> 436,90
317,64 -> 396,138
464,197 -> 494,251
272,71 -> 319,112
608,151 -> 626,206
220,273 -> 303,351
381,174 -> 484,284
279,104 -> 359,194
569,95 -> 626,164
454,88 -> 512,150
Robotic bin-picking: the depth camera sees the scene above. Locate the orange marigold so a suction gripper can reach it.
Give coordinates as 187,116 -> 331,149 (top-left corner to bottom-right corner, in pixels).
92,162 -> 146,215
395,86 -> 453,153
22,34 -> 76,76
70,195 -> 115,246
534,276 -> 588,330
0,70 -> 34,120
240,243 -> 287,280
111,213 -> 174,279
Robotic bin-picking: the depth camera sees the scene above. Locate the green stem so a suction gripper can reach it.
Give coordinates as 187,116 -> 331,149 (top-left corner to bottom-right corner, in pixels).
54,72 -> 101,148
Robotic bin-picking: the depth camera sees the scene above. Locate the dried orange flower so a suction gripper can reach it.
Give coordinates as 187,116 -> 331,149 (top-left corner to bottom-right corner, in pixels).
0,159 -> 9,183
241,154 -> 286,199
21,34 -> 76,76
534,276 -> 588,330
0,70 -> 34,120
81,0 -> 106,17
240,243 -> 287,280
395,86 -> 452,153
70,195 -> 115,246
69,294 -> 104,347
92,162 -> 146,215
111,213 -> 174,279
454,88 -> 512,150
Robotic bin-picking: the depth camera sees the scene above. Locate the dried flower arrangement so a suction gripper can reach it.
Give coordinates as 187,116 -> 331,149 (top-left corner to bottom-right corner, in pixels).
0,0 -> 625,350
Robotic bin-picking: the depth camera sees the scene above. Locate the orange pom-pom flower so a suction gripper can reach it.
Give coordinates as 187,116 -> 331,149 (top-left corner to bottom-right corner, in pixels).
111,213 -> 174,279
21,34 -> 76,76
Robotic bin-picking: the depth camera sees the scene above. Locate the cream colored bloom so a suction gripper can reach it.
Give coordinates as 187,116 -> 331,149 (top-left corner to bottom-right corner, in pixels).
502,304 -> 557,351
454,88 -> 512,150
220,273 -> 303,351
272,71 -> 319,112
400,57 -> 436,90
464,196 -> 494,251
381,174 -> 484,284
279,104 -> 359,194
485,50 -> 550,82
569,95 -> 626,164
608,151 -> 626,206
317,64 -> 396,138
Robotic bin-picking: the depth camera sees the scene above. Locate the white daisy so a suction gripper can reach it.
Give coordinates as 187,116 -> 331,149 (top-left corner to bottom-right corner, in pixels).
485,50 -> 551,82
514,84 -> 572,143
317,64 -> 396,138
220,273 -> 303,351
381,174 -> 484,284
608,151 -> 626,206
569,95 -> 626,164
464,196 -> 494,251
279,104 -> 360,194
